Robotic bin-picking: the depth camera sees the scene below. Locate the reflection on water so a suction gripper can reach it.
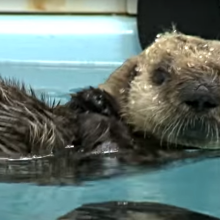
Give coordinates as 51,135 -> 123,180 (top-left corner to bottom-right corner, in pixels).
0,146 -> 220,186
0,149 -> 132,186
1,150 -> 220,220
0,89 -> 220,220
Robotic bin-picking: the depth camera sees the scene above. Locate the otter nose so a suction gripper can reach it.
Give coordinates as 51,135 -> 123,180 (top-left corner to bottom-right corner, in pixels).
182,85 -> 219,112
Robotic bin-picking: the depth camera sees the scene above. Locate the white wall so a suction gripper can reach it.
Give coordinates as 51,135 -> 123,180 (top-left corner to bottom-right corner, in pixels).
0,0 -> 137,14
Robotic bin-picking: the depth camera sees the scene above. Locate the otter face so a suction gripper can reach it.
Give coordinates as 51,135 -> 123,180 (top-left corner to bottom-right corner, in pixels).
124,32 -> 220,149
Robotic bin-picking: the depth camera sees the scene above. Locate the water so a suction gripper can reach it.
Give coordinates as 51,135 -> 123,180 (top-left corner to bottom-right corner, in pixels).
0,154 -> 220,220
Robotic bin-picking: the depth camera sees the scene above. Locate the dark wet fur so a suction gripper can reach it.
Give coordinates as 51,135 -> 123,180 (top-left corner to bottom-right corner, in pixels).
57,201 -> 220,220
0,76 -> 85,158
66,87 -> 120,118
66,87 -> 220,166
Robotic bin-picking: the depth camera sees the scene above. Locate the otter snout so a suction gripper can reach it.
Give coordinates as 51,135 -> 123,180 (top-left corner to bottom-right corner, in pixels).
180,84 -> 219,112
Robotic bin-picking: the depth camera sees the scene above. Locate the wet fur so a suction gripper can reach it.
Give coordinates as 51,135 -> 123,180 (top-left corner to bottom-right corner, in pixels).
99,30 -> 220,150
0,76 -> 78,158
57,201 -> 220,220
67,86 -> 220,166
0,76 -> 135,160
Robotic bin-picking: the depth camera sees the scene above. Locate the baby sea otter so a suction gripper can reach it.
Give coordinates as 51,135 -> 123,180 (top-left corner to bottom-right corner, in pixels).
1,31 -> 220,163
98,30 -> 220,150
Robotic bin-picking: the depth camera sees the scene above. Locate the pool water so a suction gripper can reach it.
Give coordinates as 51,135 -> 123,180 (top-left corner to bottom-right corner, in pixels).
1,153 -> 220,220
0,15 -> 219,220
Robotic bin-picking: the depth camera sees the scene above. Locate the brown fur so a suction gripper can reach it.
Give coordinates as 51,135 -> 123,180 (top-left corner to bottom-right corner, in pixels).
0,76 -> 78,158
99,31 -> 220,149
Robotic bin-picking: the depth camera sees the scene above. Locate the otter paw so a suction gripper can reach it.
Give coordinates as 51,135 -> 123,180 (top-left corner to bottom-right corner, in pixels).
75,113 -> 134,154
69,87 -> 120,117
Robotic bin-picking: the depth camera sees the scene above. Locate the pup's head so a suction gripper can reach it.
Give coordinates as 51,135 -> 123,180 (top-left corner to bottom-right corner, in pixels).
100,31 -> 220,149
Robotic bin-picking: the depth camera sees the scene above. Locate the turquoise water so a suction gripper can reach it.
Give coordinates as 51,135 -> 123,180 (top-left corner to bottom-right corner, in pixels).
0,15 -> 219,220
0,151 -> 220,220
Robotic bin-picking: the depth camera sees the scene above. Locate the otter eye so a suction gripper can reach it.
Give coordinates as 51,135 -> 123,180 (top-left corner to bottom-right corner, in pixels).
152,68 -> 170,85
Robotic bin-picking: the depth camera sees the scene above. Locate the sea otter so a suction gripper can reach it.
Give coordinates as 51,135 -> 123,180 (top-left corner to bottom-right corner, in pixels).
96,30 -> 220,151
1,30 -> 220,165
57,201 -> 220,220
62,30 -> 220,164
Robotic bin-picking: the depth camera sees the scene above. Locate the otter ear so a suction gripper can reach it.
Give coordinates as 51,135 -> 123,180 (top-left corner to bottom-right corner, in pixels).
98,56 -> 139,97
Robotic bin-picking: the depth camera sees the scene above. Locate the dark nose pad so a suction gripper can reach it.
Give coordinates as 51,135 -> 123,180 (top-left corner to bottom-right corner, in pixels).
182,85 -> 219,112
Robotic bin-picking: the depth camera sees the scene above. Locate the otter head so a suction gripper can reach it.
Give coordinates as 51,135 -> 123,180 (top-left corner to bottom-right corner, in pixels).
101,31 -> 220,149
